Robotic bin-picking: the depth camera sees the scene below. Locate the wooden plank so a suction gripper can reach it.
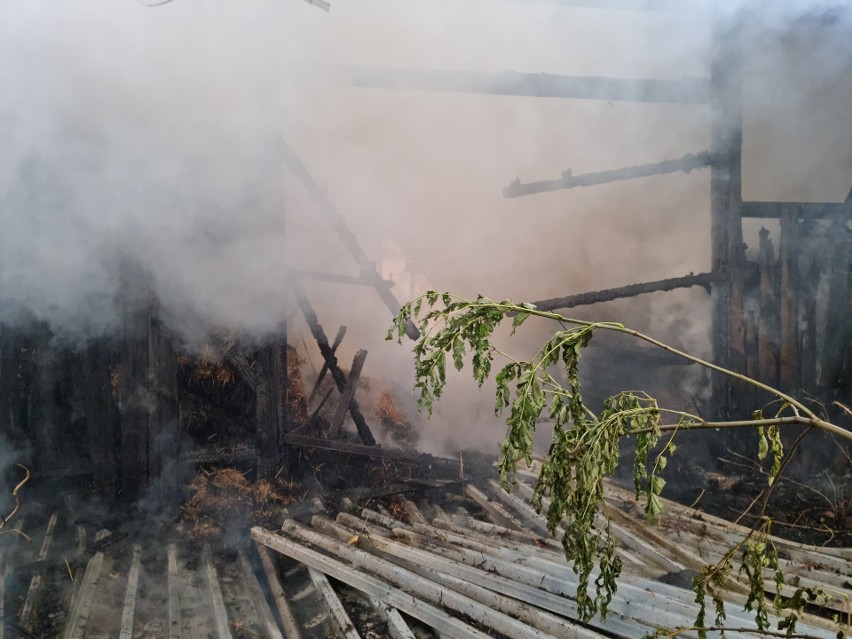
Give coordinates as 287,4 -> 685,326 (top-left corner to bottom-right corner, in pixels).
779,206 -> 799,391
251,526 -> 494,639
76,525 -> 87,558
347,67 -> 709,104
401,499 -> 427,526
757,226 -> 779,388
255,543 -> 303,639
328,349 -> 368,439
279,520 -> 557,639
63,552 -> 106,639
37,511 -> 58,561
202,545 -> 234,639
391,524 -> 791,638
17,574 -> 42,633
530,271 -> 718,312
82,339 -> 117,497
147,306 -> 180,496
369,598 -> 417,639
709,14 -> 745,420
463,484 -> 523,531
509,480 -> 671,572
118,545 -> 142,639
308,325 -> 346,403
256,343 -> 281,478
308,567 -> 361,639
316,516 -> 609,639
293,283 -> 376,445
484,480 -> 551,537
167,544 -> 183,639
236,550 -> 285,639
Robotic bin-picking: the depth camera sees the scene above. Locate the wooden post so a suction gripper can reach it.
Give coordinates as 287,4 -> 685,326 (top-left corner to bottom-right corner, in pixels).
778,207 -> 799,392
294,283 -> 376,445
116,265 -> 180,500
327,350 -> 368,439
255,344 -> 278,479
757,227 -> 778,388
146,305 -> 180,499
709,11 -> 745,419
308,325 -> 346,403
83,340 -> 118,497
820,216 -> 850,396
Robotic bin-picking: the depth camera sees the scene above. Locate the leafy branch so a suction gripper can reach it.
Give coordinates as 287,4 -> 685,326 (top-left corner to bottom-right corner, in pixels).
388,292 -> 849,632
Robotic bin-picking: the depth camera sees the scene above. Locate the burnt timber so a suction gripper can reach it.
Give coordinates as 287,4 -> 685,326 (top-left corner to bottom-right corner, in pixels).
346,67 -> 710,104
503,151 -> 713,198
2,468 -> 846,639
529,271 -> 719,312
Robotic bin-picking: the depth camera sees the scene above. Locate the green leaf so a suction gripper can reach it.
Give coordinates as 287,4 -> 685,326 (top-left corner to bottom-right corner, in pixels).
511,311 -> 530,334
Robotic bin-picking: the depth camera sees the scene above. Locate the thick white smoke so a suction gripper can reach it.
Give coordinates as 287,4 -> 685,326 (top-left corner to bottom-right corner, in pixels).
0,0 -> 849,453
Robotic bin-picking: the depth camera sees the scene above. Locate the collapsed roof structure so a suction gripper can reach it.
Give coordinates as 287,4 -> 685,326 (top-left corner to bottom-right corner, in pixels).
0,1 -> 849,637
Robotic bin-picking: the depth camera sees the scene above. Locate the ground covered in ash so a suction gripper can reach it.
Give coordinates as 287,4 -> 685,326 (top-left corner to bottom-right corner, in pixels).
654,439 -> 852,548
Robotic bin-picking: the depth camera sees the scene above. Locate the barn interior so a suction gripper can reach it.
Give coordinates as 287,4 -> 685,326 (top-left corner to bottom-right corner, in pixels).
0,1 -> 850,637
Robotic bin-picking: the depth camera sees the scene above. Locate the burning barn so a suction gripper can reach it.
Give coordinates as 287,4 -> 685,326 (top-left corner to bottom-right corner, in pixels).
0,1 -> 850,638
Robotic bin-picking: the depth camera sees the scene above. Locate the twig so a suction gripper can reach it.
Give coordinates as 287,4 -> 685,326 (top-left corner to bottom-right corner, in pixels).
0,464 -> 30,530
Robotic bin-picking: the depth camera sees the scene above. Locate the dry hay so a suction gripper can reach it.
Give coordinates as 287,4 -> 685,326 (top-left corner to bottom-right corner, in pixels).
287,346 -> 309,424
177,468 -> 299,540
180,343 -> 235,388
375,389 -> 419,447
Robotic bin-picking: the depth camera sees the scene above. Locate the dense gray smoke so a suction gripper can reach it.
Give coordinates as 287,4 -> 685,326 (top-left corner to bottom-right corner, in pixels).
0,0 -> 849,453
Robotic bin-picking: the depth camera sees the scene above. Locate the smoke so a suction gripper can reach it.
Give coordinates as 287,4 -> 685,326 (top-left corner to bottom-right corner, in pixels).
0,1 -> 849,454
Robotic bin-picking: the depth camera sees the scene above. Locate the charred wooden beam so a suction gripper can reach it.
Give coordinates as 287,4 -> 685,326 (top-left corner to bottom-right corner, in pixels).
147,304 -> 180,496
222,347 -> 258,391
280,143 -> 418,339
308,325 -> 347,404
529,271 -> 717,312
294,284 -> 377,446
757,227 -> 779,388
82,340 -> 118,497
346,67 -> 709,104
778,207 -> 799,392
327,349 -> 368,439
255,344 -> 279,478
116,267 -> 180,500
820,217 -> 851,395
709,15 -> 745,419
503,151 -> 711,198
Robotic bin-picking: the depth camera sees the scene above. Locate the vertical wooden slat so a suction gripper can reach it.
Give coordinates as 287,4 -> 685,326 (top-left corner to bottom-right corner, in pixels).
147,305 -> 179,498
779,207 -> 799,392
709,12 -> 745,419
119,545 -> 142,639
167,544 -> 183,639
83,339 -> 117,497
328,350 -> 368,440
757,227 -> 778,388
256,344 -> 279,479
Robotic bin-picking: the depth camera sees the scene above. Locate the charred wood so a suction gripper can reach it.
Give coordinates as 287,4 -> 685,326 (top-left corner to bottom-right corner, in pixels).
530,271 -> 717,312
83,340 -> 118,497
280,143 -> 418,339
757,227 -> 779,387
294,284 -> 376,446
779,207 -> 799,392
347,67 -> 709,104
504,151 -> 711,198
328,349 -> 368,440
308,325 -> 346,404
